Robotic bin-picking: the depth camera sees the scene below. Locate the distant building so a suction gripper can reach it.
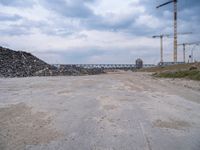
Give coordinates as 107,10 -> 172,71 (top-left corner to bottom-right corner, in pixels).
135,58 -> 143,69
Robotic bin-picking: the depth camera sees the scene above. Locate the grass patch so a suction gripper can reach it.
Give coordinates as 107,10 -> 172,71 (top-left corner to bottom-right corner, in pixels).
154,70 -> 200,81
139,63 -> 200,72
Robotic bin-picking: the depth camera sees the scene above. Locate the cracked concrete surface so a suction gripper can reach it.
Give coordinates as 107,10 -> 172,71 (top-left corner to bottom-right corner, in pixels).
0,72 -> 200,150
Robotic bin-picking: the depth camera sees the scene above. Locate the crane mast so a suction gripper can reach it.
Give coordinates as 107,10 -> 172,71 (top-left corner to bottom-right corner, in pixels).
174,0 -> 178,63
156,0 -> 178,63
160,36 -> 163,63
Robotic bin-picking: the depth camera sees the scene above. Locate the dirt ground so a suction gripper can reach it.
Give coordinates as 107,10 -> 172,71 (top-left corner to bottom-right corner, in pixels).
0,72 -> 200,150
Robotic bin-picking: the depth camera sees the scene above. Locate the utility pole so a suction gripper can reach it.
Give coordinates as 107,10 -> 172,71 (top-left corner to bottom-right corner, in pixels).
153,32 -> 192,63
156,0 -> 178,63
178,41 -> 200,63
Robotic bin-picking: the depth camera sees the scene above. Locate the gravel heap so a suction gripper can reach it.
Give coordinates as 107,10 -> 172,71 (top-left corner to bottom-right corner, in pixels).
0,46 -> 55,77
0,46 -> 104,77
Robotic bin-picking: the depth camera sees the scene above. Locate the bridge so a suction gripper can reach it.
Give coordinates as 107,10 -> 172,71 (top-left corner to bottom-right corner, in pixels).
53,64 -> 155,69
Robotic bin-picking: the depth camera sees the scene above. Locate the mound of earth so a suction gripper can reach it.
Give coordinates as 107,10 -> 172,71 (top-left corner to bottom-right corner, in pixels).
0,46 -> 56,77
0,46 -> 104,77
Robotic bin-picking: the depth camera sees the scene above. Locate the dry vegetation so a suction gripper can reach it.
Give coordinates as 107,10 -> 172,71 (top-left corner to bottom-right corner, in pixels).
139,63 -> 200,81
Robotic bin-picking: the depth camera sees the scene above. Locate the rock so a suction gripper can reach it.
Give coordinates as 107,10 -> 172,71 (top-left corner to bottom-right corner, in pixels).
189,66 -> 197,71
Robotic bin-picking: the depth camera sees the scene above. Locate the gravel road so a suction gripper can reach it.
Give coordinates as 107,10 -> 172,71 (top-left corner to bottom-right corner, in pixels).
0,72 -> 200,150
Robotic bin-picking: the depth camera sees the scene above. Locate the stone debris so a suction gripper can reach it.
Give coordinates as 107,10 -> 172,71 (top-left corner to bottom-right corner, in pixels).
0,46 -> 104,77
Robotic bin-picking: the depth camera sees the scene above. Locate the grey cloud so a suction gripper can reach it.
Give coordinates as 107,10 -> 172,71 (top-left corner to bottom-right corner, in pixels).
0,13 -> 22,21
0,12 -> 79,37
0,27 -> 31,36
1,0 -> 199,36
0,18 -> 47,36
0,0 -> 35,7
41,27 -> 74,37
40,0 -> 95,18
37,19 -> 79,37
83,14 -> 134,31
0,0 -> 179,37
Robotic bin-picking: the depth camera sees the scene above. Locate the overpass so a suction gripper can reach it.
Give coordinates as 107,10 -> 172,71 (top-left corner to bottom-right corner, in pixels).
53,64 -> 155,69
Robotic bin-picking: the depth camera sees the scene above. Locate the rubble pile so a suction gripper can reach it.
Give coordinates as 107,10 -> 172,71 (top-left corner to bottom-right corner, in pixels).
0,46 -> 55,77
0,46 -> 104,77
55,65 -> 105,76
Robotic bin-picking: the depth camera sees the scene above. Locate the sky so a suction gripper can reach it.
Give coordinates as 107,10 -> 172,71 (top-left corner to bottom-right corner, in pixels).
0,0 -> 200,64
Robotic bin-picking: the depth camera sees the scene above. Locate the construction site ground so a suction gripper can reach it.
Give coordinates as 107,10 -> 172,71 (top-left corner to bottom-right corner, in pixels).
0,72 -> 200,150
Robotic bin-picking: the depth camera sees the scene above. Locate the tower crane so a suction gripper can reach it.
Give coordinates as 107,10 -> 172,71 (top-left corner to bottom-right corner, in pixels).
152,32 -> 192,63
156,0 -> 178,63
152,34 -> 170,63
178,41 -> 200,63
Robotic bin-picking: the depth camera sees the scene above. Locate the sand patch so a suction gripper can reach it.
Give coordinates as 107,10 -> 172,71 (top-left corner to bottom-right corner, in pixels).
0,103 -> 61,150
97,96 -> 120,111
57,90 -> 72,96
153,118 -> 190,130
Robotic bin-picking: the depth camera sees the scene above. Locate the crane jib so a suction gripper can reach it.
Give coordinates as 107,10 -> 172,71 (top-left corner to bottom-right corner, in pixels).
156,1 -> 174,9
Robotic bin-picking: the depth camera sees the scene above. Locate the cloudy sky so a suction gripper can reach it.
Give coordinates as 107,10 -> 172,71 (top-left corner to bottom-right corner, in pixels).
0,0 -> 200,64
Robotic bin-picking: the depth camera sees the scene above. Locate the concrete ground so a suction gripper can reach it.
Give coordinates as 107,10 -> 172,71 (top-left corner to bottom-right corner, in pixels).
0,72 -> 200,150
